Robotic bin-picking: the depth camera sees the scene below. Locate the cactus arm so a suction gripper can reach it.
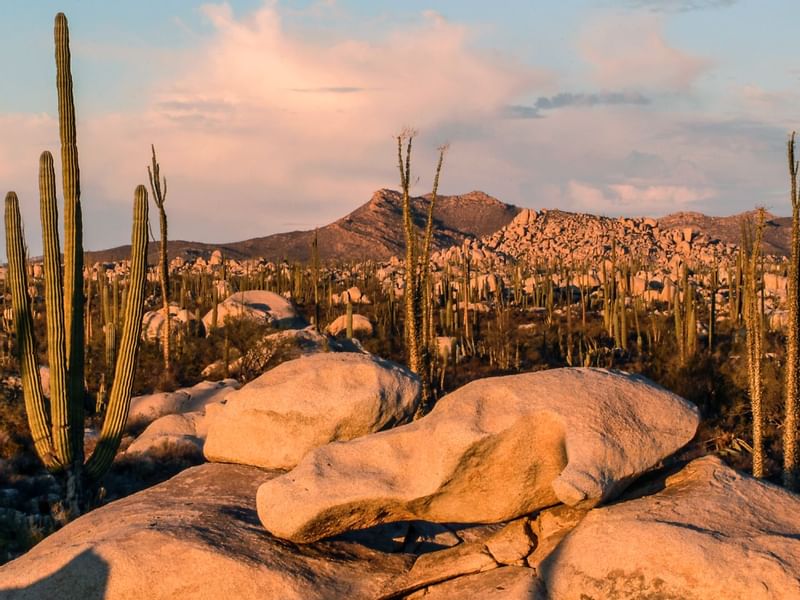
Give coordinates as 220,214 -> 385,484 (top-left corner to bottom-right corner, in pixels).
55,13 -> 85,462
4,192 -> 57,469
38,152 -> 72,466
85,185 -> 148,480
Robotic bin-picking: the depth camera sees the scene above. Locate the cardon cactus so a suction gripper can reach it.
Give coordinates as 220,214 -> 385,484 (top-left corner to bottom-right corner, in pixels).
3,13 -> 148,511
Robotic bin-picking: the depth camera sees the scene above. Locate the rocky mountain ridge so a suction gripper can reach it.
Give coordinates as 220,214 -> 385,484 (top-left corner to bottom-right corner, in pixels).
83,189 -> 791,269
85,189 -> 521,265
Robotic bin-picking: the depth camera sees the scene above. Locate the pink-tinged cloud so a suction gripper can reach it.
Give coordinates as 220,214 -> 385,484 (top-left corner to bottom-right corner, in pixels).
0,1 -> 790,258
567,180 -> 716,214
579,14 -> 711,91
0,2 -> 551,252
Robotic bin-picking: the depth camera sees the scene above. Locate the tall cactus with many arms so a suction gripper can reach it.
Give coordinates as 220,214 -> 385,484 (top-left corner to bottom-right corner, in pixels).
3,13 -> 149,509
4,178 -> 149,500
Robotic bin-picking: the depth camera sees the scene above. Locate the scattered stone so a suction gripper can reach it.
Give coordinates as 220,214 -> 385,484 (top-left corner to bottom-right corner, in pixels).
124,413 -> 203,457
201,290 -> 304,332
142,304 -> 204,342
405,567 -> 544,600
127,380 -> 239,428
526,504 -> 589,570
484,518 -> 535,566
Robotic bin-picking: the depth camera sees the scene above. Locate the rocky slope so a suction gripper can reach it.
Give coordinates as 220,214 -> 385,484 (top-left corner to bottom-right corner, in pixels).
433,207 -> 784,279
85,189 -> 520,264
82,186 -> 791,270
659,210 -> 791,256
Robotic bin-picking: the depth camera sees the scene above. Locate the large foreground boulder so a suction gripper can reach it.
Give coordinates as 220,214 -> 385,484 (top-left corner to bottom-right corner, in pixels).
201,290 -> 304,332
257,368 -> 699,542
0,464 -> 413,599
538,455 -> 800,599
204,353 -> 421,469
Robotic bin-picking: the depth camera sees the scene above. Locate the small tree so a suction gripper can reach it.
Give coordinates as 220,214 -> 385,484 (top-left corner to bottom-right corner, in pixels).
148,145 -> 170,375
743,207 -> 766,478
396,131 -> 446,416
785,133 -> 799,491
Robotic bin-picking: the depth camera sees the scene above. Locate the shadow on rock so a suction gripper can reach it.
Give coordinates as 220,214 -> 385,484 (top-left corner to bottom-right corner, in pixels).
0,548 -> 109,600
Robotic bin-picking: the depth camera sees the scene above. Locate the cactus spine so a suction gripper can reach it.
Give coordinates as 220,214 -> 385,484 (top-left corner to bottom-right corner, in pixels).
346,299 -> 354,339
55,12 -> 86,463
4,192 -> 57,469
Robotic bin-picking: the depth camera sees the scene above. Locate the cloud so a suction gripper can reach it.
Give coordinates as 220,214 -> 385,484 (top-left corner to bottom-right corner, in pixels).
0,0 -> 791,258
504,91 -> 651,118
0,2 -> 552,254
623,0 -> 737,12
566,180 -> 716,215
579,14 -> 711,91
501,105 -> 544,120
288,86 -> 367,94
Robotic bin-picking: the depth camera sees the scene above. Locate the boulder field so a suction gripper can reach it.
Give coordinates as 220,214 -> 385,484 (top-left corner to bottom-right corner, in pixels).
2,366 -> 799,599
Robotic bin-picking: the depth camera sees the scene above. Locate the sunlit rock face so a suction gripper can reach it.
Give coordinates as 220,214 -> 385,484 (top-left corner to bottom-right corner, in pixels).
0,464 -> 415,600
4,375 -> 800,599
203,352 -> 421,470
325,313 -> 374,338
201,290 -> 305,333
256,368 -> 699,542
539,455 -> 800,600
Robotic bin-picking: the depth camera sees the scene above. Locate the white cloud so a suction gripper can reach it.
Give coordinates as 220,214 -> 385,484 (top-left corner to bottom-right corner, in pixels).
0,1 -> 792,257
579,14 -> 711,91
566,180 -> 716,215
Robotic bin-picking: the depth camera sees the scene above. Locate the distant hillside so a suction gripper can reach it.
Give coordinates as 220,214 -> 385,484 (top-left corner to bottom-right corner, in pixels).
83,192 -> 792,267
658,211 -> 791,256
85,189 -> 521,264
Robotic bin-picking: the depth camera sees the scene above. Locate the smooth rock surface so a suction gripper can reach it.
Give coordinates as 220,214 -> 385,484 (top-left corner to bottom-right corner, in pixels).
407,566 -> 544,600
257,368 -> 699,542
0,464 -> 414,599
326,313 -> 374,337
125,413 -> 203,456
127,380 -> 239,427
539,456 -> 800,599
204,353 -> 421,469
201,290 -> 304,332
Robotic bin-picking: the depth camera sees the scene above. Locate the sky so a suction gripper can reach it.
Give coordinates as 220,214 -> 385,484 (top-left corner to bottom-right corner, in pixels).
1,0 -> 799,256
